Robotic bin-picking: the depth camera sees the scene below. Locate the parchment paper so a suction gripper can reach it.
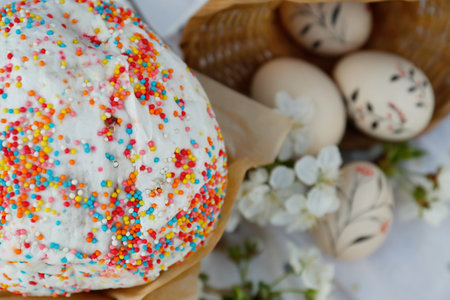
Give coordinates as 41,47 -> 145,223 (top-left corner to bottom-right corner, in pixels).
0,73 -> 292,300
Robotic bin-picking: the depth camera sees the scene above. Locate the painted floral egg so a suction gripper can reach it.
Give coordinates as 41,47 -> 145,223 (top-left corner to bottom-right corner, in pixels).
250,57 -> 346,158
313,162 -> 394,260
279,1 -> 372,56
334,51 -> 435,141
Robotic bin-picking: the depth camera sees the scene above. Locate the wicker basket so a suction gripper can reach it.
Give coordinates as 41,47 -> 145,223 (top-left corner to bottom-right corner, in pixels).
180,0 -> 450,149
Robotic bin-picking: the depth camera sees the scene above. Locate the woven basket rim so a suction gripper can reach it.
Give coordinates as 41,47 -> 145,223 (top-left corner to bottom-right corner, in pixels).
180,0 -> 448,149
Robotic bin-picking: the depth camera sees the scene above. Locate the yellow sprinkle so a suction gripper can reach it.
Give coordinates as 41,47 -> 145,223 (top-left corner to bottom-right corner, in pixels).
43,147 -> 52,154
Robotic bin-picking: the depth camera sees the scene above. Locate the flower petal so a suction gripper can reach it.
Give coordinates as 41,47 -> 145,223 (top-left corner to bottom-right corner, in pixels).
292,129 -> 311,158
423,201 -> 449,226
237,184 -> 270,219
248,167 -> 269,184
286,242 -> 304,274
274,90 -> 294,115
295,156 -> 319,185
306,186 -> 338,217
317,145 -> 342,170
225,206 -> 241,233
270,211 -> 291,226
301,263 -> 321,289
438,166 -> 450,200
285,194 -> 307,213
269,165 -> 295,189
278,138 -> 293,162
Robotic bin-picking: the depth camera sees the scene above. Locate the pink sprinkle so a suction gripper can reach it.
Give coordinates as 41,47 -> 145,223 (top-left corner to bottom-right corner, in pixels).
16,229 -> 27,235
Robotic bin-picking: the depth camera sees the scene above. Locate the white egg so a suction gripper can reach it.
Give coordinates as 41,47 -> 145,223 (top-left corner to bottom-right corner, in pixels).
334,50 -> 435,141
313,162 -> 394,260
250,57 -> 346,157
280,1 -> 372,56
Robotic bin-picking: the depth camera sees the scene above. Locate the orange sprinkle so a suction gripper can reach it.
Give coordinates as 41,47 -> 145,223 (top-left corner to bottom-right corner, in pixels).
69,159 -> 75,165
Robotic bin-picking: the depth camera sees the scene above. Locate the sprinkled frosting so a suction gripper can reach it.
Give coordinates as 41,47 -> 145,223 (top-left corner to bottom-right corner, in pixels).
0,0 -> 227,296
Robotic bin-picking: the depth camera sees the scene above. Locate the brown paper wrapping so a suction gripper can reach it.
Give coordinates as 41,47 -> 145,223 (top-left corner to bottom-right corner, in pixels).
0,73 -> 291,300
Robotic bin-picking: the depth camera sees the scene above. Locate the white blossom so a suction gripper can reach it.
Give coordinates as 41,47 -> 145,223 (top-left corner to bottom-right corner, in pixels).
396,176 -> 449,226
237,184 -> 274,226
248,167 -> 269,185
236,166 -> 304,226
225,204 -> 241,233
423,201 -> 449,226
271,194 -> 317,232
294,145 -> 342,217
269,165 -> 295,189
230,168 -> 270,231
275,90 -> 315,161
437,166 -> 450,200
287,243 -> 334,300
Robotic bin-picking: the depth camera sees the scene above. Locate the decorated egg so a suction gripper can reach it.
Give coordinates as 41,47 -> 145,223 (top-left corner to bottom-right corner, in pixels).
334,51 -> 435,141
313,162 -> 394,260
279,1 -> 372,56
250,57 -> 346,157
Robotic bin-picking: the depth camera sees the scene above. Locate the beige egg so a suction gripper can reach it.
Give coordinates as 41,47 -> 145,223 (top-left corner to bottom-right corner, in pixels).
313,162 -> 394,260
250,57 -> 346,156
334,51 -> 435,141
280,1 -> 372,56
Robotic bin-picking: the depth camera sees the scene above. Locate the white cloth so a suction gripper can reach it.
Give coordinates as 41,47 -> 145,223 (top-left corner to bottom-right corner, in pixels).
131,0 -> 208,37
203,116 -> 450,300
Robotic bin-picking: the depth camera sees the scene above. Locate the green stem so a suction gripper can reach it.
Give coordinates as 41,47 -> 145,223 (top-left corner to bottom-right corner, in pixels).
401,168 -> 426,178
270,271 -> 293,289
395,171 -> 416,189
272,288 -> 307,294
238,260 -> 250,288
